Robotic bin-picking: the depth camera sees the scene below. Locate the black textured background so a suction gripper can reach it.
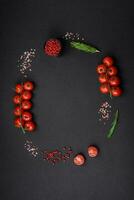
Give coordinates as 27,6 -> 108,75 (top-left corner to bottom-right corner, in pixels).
0,0 -> 134,200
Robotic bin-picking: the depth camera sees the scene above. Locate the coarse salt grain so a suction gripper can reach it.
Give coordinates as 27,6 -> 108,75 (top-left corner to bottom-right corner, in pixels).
98,101 -> 112,124
62,32 -> 85,41
24,140 -> 39,157
18,49 -> 36,78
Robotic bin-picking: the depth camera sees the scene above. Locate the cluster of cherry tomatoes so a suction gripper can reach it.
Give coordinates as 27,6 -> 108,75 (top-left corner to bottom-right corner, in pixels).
13,81 -> 36,132
96,56 -> 122,97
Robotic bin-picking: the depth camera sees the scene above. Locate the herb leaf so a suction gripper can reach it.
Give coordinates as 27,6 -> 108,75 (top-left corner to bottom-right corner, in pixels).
70,41 -> 100,53
107,109 -> 119,139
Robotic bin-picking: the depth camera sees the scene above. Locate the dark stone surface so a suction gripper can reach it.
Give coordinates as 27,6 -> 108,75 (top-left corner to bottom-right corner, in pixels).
0,0 -> 134,199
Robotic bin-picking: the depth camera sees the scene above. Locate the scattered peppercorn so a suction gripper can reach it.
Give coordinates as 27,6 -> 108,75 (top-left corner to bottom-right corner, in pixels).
43,146 -> 73,165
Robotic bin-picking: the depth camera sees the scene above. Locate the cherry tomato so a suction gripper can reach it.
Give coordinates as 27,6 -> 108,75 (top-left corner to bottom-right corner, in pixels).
73,154 -> 85,166
14,118 -> 24,128
22,90 -> 32,100
15,84 -> 23,94
88,146 -> 99,158
109,76 -> 121,86
22,111 -> 32,121
103,56 -> 114,67
24,121 -> 36,132
24,81 -> 34,91
107,66 -> 118,76
99,83 -> 110,94
14,106 -> 23,116
98,74 -> 109,84
111,87 -> 122,97
22,100 -> 32,110
96,64 -> 107,74
13,95 -> 21,104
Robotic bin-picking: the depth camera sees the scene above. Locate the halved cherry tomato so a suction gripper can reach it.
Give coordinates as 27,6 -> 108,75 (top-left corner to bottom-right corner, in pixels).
109,76 -> 121,86
22,90 -> 32,100
103,56 -> 114,67
24,121 -> 36,132
14,106 -> 23,116
15,84 -> 23,94
24,81 -> 34,91
107,66 -> 118,76
96,64 -> 107,74
22,111 -> 32,121
14,118 -> 24,128
111,87 -> 122,96
13,95 -> 21,104
88,145 -> 99,158
22,100 -> 32,110
98,74 -> 109,84
73,154 -> 85,166
99,83 -> 110,94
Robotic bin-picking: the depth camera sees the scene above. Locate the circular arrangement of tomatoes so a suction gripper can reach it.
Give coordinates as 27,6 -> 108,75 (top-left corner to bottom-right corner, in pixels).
13,81 -> 36,132
13,52 -> 124,167
97,56 -> 122,97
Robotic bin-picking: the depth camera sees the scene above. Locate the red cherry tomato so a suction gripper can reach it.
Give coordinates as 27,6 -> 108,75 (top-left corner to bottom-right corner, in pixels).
24,121 -> 36,132
13,95 -> 21,104
109,76 -> 121,86
22,111 -> 32,121
14,106 -> 23,116
24,81 -> 34,91
14,118 -> 24,128
22,90 -> 32,100
111,87 -> 122,97
73,154 -> 85,166
15,84 -> 23,94
96,64 -> 107,74
22,100 -> 32,110
107,66 -> 118,76
99,83 -> 110,94
103,56 -> 114,67
98,74 -> 109,84
88,146 -> 99,158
